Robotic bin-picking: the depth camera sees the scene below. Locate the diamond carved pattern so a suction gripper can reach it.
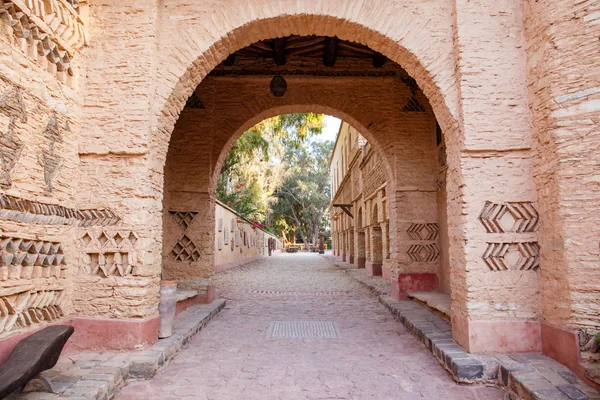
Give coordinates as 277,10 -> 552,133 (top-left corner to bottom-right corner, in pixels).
407,244 -> 439,263
482,242 -> 540,272
479,202 -> 539,233
78,231 -> 139,277
169,211 -> 198,231
407,223 -> 439,240
170,235 -> 201,262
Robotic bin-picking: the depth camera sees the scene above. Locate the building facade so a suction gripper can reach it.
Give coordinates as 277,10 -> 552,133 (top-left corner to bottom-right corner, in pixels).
0,0 -> 597,388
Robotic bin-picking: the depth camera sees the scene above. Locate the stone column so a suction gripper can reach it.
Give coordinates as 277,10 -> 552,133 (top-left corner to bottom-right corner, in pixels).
348,230 -> 355,264
366,225 -> 383,276
524,0 -> 600,374
449,0 -> 540,354
380,221 -> 392,280
356,230 -> 366,268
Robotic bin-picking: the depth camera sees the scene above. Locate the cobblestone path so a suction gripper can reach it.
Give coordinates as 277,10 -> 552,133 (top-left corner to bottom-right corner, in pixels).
115,253 -> 506,400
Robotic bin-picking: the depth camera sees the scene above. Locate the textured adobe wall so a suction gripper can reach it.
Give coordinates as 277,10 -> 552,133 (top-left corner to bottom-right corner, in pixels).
0,1 -> 87,337
449,0 -> 539,327
77,0 -> 460,321
524,0 -> 600,333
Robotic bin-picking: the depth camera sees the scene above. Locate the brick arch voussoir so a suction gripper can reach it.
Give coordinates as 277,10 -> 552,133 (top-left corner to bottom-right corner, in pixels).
154,13 -> 458,168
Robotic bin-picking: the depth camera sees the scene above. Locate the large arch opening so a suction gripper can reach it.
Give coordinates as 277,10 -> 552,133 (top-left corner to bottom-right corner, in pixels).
160,33 -> 451,319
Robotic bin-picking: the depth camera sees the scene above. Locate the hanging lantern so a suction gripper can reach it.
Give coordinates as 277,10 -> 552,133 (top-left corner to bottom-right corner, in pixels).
270,75 -> 287,97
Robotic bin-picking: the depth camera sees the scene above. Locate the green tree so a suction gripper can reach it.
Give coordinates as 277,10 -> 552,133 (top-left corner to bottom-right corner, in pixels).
273,140 -> 333,248
216,113 -> 324,224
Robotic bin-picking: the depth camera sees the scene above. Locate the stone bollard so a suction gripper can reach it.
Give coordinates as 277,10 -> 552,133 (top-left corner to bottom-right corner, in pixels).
158,280 -> 178,338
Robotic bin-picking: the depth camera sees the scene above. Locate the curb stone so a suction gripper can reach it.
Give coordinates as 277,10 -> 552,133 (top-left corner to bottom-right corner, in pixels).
345,267 -> 600,400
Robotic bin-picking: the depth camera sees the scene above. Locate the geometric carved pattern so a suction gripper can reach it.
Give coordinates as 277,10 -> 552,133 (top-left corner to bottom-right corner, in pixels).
482,242 -> 540,272
169,211 -> 197,231
407,243 -> 439,263
169,234 -> 200,262
0,0 -> 87,80
0,235 -> 66,281
79,231 -> 139,277
479,201 -> 539,233
0,192 -> 120,226
0,289 -> 64,335
407,223 -> 439,240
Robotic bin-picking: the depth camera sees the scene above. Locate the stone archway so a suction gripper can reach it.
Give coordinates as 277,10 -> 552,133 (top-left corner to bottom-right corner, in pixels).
79,1 -> 544,357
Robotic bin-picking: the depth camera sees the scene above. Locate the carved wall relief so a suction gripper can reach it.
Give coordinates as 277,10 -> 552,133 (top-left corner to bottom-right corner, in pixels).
482,242 -> 540,272
0,87 -> 26,188
0,0 -> 87,80
406,222 -> 440,263
407,223 -> 439,240
170,234 -> 200,262
78,231 -> 139,277
169,211 -> 197,231
38,113 -> 63,193
479,201 -> 539,233
479,201 -> 540,272
407,243 -> 439,263
0,193 -> 119,226
0,288 -> 64,335
0,235 -> 66,280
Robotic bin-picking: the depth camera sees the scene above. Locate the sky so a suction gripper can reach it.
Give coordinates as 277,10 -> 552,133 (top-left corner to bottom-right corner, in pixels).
315,115 -> 341,143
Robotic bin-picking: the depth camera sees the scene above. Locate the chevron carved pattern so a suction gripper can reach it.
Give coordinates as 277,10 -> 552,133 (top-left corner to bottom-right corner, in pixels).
482,242 -> 540,272
407,223 -> 438,240
479,202 -> 539,234
407,244 -> 439,263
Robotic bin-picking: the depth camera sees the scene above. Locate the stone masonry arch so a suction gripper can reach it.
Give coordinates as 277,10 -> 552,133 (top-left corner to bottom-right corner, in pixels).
161,72 -> 439,287
79,0 -> 546,359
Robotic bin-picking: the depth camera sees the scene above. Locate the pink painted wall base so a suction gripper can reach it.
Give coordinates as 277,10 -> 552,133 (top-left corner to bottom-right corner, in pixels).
391,273 -> 439,300
365,262 -> 382,276
382,265 -> 392,281
70,315 -> 160,352
541,323 -> 600,391
452,315 -> 541,354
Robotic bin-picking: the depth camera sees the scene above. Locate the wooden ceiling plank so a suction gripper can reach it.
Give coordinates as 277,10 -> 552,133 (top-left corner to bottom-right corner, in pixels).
323,36 -> 339,67
272,37 -> 286,66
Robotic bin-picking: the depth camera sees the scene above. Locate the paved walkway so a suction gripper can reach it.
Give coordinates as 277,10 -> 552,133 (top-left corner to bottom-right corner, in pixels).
114,253 -> 505,400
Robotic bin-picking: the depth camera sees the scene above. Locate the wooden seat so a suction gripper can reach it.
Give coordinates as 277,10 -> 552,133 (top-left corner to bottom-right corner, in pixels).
0,325 -> 74,398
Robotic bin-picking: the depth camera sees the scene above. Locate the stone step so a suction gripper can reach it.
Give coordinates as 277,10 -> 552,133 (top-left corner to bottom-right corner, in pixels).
408,291 -> 451,321
176,289 -> 198,302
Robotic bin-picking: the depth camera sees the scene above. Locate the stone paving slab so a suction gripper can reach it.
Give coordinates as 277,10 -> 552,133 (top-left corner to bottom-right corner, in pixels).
346,267 -> 600,400
6,299 -> 226,400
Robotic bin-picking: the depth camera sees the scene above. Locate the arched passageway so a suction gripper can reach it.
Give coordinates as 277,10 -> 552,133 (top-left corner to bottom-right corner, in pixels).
74,0 -> 581,371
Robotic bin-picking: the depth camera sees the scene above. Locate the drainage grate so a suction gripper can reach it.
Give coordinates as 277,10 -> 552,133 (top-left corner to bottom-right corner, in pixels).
251,290 -> 347,296
267,321 -> 340,339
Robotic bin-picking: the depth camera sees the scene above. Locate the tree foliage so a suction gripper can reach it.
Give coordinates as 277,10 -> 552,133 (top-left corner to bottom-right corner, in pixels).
217,113 -> 323,238
216,113 -> 330,244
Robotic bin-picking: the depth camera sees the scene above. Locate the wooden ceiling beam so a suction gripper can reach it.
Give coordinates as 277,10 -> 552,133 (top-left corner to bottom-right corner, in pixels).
272,37 -> 286,66
323,36 -> 338,67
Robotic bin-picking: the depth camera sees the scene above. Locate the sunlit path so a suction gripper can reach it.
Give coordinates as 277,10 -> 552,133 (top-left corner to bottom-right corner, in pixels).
115,253 -> 505,400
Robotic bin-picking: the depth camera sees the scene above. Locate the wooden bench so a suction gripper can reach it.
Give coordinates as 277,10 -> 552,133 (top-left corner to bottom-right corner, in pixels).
0,325 -> 74,398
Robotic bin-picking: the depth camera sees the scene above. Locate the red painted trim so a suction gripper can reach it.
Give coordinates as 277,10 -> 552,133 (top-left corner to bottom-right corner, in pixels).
70,315 -> 159,352
391,273 -> 439,300
365,261 -> 382,276
356,256 -> 366,268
